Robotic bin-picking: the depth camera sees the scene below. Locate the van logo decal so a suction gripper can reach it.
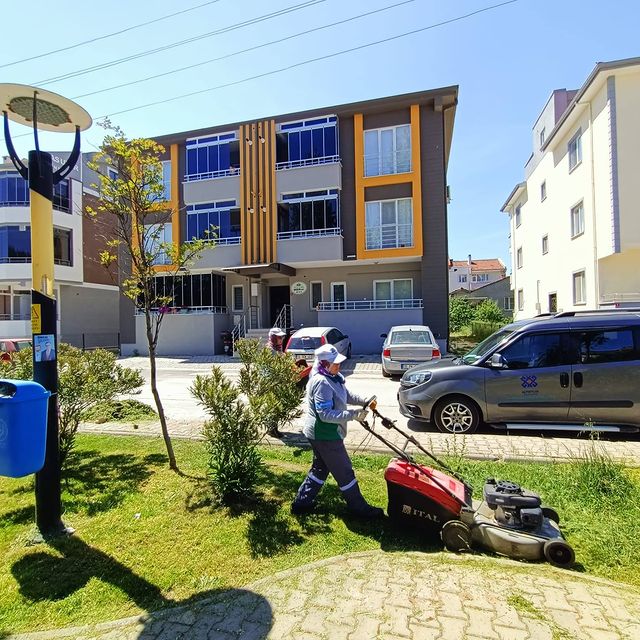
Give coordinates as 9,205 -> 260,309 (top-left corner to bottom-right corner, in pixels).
521,375 -> 538,389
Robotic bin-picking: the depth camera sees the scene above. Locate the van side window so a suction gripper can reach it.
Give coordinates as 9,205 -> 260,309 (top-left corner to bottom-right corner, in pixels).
498,333 -> 570,369
577,328 -> 639,364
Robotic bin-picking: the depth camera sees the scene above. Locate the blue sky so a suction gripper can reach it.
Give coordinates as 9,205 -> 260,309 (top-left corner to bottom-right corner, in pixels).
1,0 -> 637,270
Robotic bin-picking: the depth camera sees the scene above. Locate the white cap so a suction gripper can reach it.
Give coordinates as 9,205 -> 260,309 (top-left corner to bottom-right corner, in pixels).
314,343 -> 347,364
269,327 -> 286,337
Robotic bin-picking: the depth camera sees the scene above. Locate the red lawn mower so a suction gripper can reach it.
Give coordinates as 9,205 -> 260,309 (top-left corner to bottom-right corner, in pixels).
357,397 -> 575,568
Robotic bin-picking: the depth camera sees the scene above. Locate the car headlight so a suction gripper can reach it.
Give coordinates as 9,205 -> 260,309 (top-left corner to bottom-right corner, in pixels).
403,371 -> 433,386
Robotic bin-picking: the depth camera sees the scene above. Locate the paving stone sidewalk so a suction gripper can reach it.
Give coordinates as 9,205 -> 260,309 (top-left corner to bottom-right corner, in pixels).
9,551 -> 639,640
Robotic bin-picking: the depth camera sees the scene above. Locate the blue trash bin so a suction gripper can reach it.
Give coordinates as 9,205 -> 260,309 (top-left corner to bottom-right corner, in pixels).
0,379 -> 51,478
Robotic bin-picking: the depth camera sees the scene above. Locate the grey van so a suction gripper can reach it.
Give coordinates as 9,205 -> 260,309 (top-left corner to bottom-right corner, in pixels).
398,310 -> 640,434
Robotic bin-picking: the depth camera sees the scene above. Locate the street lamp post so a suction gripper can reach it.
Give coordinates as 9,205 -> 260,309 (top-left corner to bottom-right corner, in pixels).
0,84 -> 91,537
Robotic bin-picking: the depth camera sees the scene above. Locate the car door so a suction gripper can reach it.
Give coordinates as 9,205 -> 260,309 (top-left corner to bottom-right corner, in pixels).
568,326 -> 640,427
484,331 -> 574,423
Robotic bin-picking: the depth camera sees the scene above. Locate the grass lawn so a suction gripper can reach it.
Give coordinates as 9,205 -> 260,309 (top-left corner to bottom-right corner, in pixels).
1,434 -> 639,635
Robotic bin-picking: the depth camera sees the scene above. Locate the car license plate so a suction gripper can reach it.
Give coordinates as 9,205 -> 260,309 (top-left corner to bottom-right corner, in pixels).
401,363 -> 411,369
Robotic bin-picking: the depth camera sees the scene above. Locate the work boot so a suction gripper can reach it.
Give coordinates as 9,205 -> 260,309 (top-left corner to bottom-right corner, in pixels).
291,473 -> 325,514
341,482 -> 385,519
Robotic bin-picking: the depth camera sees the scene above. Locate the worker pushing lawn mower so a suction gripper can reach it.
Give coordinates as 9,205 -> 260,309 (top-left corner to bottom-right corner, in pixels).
355,396 -> 575,568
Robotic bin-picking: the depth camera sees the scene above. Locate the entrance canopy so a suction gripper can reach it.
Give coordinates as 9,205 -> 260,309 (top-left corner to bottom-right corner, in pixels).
222,262 -> 296,277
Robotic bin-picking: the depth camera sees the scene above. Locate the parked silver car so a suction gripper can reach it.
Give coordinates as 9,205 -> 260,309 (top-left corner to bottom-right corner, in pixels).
380,325 -> 441,377
285,326 -> 351,361
398,310 -> 640,434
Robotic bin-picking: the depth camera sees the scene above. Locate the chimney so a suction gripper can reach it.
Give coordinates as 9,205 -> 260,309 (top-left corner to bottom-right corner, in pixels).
467,254 -> 472,266
448,258 -> 453,268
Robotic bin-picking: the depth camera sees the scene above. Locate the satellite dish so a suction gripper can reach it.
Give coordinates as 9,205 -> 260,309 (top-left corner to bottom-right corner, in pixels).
0,83 -> 91,133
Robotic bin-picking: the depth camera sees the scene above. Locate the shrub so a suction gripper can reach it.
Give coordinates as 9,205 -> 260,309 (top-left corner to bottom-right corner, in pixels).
470,320 -> 505,341
473,299 -> 507,324
449,297 -> 475,332
191,367 -> 261,504
0,345 -> 143,469
236,338 -> 304,436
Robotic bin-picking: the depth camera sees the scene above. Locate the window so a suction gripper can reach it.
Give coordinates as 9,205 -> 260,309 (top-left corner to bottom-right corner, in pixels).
107,167 -> 118,181
576,328 -> 640,364
365,198 -> 413,250
540,181 -> 546,201
277,190 -> 339,239
187,200 -> 240,244
232,285 -> 244,312
542,235 -> 549,254
185,132 -> 240,181
503,296 -> 514,311
516,247 -> 523,269
0,173 -> 69,212
0,224 -> 72,265
571,202 -> 584,238
539,128 -> 546,147
548,293 -> 557,313
517,289 -> 524,311
331,282 -> 346,308
568,130 -> 582,171
471,274 -> 489,283
374,279 -> 413,302
310,281 -> 323,310
458,275 -> 467,283
515,204 -> 521,228
573,270 -> 586,304
276,116 -> 338,169
53,228 -> 72,266
161,161 -> 171,201
364,124 -> 411,177
499,333 -> 569,369
147,273 -> 226,310
143,223 -> 172,266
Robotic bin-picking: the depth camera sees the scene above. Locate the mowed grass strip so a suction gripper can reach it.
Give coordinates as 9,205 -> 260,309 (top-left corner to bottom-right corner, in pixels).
1,433 -> 639,634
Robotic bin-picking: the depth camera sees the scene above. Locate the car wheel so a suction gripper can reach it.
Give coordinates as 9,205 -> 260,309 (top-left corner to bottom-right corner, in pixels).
346,344 -> 352,359
382,365 -> 391,378
433,395 -> 480,434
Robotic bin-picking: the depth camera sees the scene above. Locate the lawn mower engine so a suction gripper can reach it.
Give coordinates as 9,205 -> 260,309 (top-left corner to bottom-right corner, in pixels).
443,478 -> 575,568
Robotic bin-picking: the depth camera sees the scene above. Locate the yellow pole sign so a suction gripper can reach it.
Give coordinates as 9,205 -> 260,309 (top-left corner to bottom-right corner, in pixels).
31,303 -> 42,334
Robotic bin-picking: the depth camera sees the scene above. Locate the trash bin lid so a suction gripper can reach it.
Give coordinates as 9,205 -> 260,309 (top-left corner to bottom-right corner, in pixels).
0,379 -> 50,402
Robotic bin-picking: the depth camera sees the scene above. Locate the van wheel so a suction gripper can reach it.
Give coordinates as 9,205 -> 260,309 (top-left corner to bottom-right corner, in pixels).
346,344 -> 352,359
433,396 -> 480,434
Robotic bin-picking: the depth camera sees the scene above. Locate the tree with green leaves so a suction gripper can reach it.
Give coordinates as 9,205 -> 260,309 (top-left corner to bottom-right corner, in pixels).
0,345 -> 143,470
473,298 -> 507,324
86,121 -> 208,470
449,296 -> 475,333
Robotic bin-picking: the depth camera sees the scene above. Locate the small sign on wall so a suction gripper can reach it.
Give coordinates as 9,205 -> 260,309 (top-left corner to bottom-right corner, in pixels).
291,281 -> 307,295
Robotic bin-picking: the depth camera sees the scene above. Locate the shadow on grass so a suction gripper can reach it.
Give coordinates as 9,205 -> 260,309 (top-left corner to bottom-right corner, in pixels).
10,535 -> 273,639
1,505 -> 34,527
62,450 -> 167,516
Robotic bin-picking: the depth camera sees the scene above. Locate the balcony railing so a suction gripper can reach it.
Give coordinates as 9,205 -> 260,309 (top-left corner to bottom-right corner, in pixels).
183,167 -> 240,182
186,236 -> 241,246
277,227 -> 341,241
0,257 -> 72,266
364,150 -> 411,177
365,225 -> 413,250
276,155 -> 341,171
317,299 -> 423,311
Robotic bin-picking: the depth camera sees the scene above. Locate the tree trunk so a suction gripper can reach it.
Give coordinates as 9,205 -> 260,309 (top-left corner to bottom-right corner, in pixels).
146,322 -> 177,470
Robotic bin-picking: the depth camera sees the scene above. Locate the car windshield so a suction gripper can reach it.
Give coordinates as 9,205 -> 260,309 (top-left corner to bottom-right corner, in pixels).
288,336 -> 323,350
390,331 -> 432,345
14,341 -> 32,351
462,328 -> 515,365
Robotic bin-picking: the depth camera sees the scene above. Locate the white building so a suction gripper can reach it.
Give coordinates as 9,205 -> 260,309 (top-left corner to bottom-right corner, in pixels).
0,153 -> 122,348
448,256 -> 506,293
502,57 -> 640,318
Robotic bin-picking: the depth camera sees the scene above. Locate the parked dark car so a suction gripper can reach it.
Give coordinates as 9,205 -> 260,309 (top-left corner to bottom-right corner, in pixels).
398,310 -> 640,434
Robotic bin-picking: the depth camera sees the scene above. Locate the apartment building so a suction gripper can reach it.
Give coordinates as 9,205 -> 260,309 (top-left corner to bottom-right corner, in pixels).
502,57 -> 640,319
0,153 -> 121,348
448,256 -> 506,292
126,87 -> 458,355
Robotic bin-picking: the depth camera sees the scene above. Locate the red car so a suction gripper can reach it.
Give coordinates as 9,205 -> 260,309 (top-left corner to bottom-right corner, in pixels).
0,338 -> 32,361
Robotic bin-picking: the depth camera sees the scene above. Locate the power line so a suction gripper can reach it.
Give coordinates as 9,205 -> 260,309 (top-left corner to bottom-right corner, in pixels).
73,0 -> 416,100
102,0 -> 520,120
0,0 -> 224,70
35,0 -> 327,87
